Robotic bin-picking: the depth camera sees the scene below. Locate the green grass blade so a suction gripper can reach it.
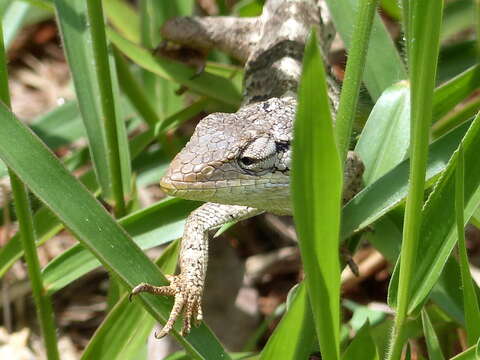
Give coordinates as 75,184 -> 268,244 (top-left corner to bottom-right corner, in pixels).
388,1 -> 444,358
341,322 -> 379,360
29,101 -> 85,149
0,26 -> 9,105
0,100 -> 205,283
139,0 -> 168,115
387,114 -> 480,317
0,23 -> 59,359
477,0 -> 480,60
335,0 -> 379,161
81,240 -> 180,360
0,206 -> 62,278
342,120 -> 469,239
54,1 -> 131,208
412,120 -> 480,312
432,64 -> 480,122
437,40 -> 477,83
9,172 -> 60,360
473,205 -> 480,227
292,30 -> 342,360
139,0 -> 195,117
42,198 -> 200,295
54,0 -> 113,200
455,145 -> 480,346
355,81 -> 410,185
259,283 -> 316,360
2,1 -> 32,49
429,257 -> 465,325
108,28 -> 241,108
107,47 -> 132,205
477,338 -> 480,360
114,50 -> 162,128
104,0 -> 140,43
380,0 -> 400,19
450,345 -> 477,360
0,99 -> 84,179
325,0 -> 407,99
156,98 -> 211,134
433,96 -> 480,139
368,216 -> 467,326
0,104 -> 230,360
15,0 -> 54,11
421,310 -> 445,360
85,0 -> 128,216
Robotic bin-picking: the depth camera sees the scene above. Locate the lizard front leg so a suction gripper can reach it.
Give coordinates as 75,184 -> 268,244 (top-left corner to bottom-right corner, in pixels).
130,203 -> 262,338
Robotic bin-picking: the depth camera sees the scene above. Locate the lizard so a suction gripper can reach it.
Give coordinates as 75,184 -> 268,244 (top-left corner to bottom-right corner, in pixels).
130,0 -> 365,338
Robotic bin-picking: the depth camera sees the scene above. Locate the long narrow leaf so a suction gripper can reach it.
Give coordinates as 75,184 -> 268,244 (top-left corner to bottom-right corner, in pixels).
421,310 -> 445,360
336,0 -> 379,160
432,64 -> 480,122
355,81 -> 410,185
54,0 -> 113,200
1,21 -> 59,359
2,1 -> 32,49
85,0 -> 129,215
104,0 -> 140,43
55,0 -> 132,209
259,283 -> 316,360
450,345 -> 477,360
387,113 -> 480,317
292,31 -> 342,360
114,50 -> 162,128
0,99 -> 207,284
0,103 -> 230,360
0,206 -> 62,278
325,0 -> 407,99
342,120 -> 469,239
341,322 -> 379,360
108,28 -> 241,108
455,145 -> 480,346
388,1 -> 444,358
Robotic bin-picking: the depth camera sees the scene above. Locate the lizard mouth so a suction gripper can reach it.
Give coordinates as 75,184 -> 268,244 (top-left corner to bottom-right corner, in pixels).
159,175 -> 222,196
159,176 -> 178,195
160,172 -> 289,208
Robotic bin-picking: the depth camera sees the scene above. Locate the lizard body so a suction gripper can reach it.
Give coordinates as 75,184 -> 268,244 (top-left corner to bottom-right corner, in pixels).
131,0 -> 364,338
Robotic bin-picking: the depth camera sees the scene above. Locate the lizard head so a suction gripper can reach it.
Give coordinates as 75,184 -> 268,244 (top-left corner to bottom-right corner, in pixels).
160,97 -> 294,213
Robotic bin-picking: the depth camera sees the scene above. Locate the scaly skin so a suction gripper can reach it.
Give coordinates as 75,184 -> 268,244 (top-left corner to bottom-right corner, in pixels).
130,0 -> 364,338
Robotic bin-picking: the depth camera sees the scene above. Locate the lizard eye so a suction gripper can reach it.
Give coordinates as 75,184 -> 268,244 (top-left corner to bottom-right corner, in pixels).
240,157 -> 256,166
238,137 -> 277,173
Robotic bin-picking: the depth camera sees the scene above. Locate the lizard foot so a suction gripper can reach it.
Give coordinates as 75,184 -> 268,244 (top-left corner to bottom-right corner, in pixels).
129,274 -> 203,338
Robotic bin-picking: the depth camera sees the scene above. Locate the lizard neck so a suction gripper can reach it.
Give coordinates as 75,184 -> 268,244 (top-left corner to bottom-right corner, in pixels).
243,0 -> 336,106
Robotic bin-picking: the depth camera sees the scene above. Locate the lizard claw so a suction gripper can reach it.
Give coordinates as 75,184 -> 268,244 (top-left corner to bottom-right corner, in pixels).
130,274 -> 203,338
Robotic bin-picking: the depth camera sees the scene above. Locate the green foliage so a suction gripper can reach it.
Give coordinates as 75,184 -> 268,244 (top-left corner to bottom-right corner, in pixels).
342,322 -> 379,360
455,146 -> 480,345
421,310 -> 445,360
0,20 -> 59,359
0,0 -> 479,359
292,30 -> 343,360
260,283 -> 317,359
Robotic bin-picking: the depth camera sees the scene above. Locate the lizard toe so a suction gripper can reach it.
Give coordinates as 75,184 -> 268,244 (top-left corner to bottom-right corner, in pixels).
136,274 -> 204,338
156,292 -> 185,338
195,304 -> 203,325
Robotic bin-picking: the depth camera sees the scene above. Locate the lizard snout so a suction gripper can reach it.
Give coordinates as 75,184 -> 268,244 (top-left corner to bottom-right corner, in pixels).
159,175 -> 177,195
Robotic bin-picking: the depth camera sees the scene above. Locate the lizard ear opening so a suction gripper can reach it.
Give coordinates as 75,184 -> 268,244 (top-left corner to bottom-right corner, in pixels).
238,137 -> 277,173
